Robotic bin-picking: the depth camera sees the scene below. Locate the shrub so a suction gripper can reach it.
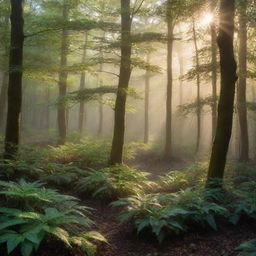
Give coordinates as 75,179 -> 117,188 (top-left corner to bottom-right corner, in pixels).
158,162 -> 208,191
112,187 -> 229,242
75,165 -> 155,198
0,179 -> 106,256
237,239 -> 256,256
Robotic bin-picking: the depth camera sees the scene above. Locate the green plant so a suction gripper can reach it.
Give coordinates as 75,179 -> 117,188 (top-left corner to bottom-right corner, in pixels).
0,179 -> 106,256
76,165 -> 155,198
112,188 -> 229,242
237,239 -> 256,256
158,162 -> 208,191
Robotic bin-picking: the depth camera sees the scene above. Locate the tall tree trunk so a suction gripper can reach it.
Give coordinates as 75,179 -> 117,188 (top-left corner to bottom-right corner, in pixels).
0,74 -> 8,133
45,85 -> 50,130
4,0 -> 24,158
78,32 -> 87,134
164,0 -> 174,158
0,11 -> 10,134
207,0 -> 237,185
57,1 -> 69,145
98,37 -> 104,137
210,0 -> 218,142
237,0 -> 249,162
144,53 -> 150,144
192,19 -> 201,153
109,0 -> 132,165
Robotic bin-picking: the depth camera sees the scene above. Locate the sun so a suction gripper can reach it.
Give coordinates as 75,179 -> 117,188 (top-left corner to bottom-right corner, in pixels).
200,13 -> 214,26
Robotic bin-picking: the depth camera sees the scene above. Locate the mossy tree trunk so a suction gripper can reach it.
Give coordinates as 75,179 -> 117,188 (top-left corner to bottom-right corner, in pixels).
109,0 -> 132,165
4,0 -> 24,158
207,0 -> 237,185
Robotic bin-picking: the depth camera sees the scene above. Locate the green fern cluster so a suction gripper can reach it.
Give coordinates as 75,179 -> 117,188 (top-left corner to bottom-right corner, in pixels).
112,187 -> 228,242
76,165 -> 155,198
0,179 -> 106,256
158,162 -> 208,191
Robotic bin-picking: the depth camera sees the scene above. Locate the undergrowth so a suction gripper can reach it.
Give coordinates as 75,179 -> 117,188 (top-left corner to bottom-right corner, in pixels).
0,179 -> 106,256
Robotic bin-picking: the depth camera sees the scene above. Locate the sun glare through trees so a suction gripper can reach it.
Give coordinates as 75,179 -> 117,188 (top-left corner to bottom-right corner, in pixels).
0,0 -> 256,255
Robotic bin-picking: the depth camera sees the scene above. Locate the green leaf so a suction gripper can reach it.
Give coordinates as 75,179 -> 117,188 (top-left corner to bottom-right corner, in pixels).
21,241 -> 34,256
205,214 -> 217,231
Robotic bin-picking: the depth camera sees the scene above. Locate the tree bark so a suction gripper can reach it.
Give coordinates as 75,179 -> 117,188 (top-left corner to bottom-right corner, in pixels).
4,0 -> 24,158
192,19 -> 201,153
78,32 -> 87,134
57,1 -> 69,145
164,0 -> 174,158
109,0 -> 132,165
210,0 -> 218,142
207,0 -> 237,185
0,74 -> 8,133
237,0 -> 249,162
144,53 -> 150,144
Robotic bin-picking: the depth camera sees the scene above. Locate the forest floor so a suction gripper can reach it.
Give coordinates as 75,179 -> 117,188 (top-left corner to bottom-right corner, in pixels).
92,153 -> 256,256
36,152 -> 256,256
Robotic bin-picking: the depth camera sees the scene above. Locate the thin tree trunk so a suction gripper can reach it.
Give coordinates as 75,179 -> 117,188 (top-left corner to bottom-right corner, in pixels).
237,0 -> 249,162
144,53 -> 150,144
164,0 -> 174,158
207,0 -> 237,185
57,1 -> 69,145
98,36 -> 104,137
4,0 -> 24,158
45,85 -> 50,130
0,74 -> 8,133
109,0 -> 132,165
78,32 -> 87,134
210,0 -> 218,142
192,19 -> 201,153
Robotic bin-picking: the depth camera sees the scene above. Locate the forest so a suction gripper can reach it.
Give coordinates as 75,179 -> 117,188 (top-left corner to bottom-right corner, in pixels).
0,0 -> 256,255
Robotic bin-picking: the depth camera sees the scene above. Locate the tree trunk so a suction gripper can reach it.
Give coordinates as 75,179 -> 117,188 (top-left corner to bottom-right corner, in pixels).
4,0 -> 24,158
237,0 -> 249,162
144,53 -> 150,144
57,1 -> 69,145
78,32 -> 87,134
207,0 -> 237,185
109,0 -> 132,165
210,0 -> 218,142
0,74 -> 8,133
192,19 -> 201,153
98,39 -> 104,137
164,0 -> 174,158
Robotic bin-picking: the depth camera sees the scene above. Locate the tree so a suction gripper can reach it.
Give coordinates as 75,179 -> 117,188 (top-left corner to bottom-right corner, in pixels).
109,0 -> 132,165
210,0 -> 218,142
237,0 -> 249,162
144,52 -> 150,144
57,0 -> 69,145
78,32 -> 88,134
192,18 -> 201,153
207,0 -> 237,185
4,0 -> 24,158
164,0 -> 174,158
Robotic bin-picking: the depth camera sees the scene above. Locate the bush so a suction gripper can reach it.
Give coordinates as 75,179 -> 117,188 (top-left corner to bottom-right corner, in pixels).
158,162 -> 208,192
112,187 -> 229,242
237,239 -> 256,256
0,179 -> 106,256
75,164 -> 155,198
